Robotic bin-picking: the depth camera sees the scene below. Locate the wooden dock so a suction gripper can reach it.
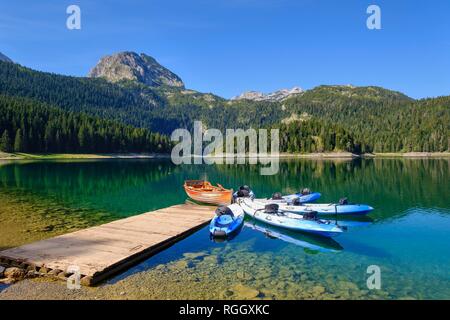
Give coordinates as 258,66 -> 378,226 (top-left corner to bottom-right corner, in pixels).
0,203 -> 215,286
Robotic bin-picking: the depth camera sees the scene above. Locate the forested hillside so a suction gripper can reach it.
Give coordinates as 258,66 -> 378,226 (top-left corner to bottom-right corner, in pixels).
0,95 -> 171,153
279,119 -> 358,153
0,60 -> 448,154
0,61 -> 283,134
283,86 -> 449,152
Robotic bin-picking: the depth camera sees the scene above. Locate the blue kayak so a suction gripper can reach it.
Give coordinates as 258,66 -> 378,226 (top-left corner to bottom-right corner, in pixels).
209,204 -> 245,238
283,192 -> 322,203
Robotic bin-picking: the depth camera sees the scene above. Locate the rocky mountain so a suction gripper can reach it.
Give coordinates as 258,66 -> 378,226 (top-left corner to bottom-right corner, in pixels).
88,51 -> 184,88
232,86 -> 303,102
0,52 -> 12,63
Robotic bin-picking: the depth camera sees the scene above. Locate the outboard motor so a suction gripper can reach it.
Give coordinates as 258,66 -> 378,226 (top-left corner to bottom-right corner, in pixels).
339,197 -> 348,205
264,203 -> 279,214
300,188 -> 311,195
271,192 -> 283,200
237,189 -> 250,197
233,185 -> 252,201
303,210 -> 318,221
212,230 -> 227,238
215,205 -> 234,217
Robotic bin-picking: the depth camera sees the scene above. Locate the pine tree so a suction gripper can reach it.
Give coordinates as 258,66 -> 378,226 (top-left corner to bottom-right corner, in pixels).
14,128 -> 24,152
78,125 -> 88,151
0,130 -> 13,152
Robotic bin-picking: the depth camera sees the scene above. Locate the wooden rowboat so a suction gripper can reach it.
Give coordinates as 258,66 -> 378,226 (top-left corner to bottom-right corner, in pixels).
183,180 -> 233,205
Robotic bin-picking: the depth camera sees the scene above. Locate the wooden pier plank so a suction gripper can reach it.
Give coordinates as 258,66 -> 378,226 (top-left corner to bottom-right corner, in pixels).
0,204 -> 216,284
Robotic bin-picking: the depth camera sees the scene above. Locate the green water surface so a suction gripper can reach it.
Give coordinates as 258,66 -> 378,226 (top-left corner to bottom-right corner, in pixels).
0,158 -> 449,299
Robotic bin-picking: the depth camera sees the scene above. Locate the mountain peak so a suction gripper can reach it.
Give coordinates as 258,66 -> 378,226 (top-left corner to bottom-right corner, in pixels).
88,51 -> 184,88
0,52 -> 12,63
232,86 -> 303,102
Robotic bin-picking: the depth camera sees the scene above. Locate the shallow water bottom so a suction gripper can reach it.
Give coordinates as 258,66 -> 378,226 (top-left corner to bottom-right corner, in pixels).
2,239 -> 448,300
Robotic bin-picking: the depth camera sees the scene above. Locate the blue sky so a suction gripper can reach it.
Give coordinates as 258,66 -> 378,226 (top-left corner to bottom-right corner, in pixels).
0,0 -> 449,99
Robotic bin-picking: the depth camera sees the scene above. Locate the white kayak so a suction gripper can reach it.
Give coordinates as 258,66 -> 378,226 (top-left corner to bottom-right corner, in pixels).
254,198 -> 373,216
238,198 -> 344,238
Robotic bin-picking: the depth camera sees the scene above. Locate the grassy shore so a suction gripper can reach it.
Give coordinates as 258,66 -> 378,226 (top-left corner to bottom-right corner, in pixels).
279,152 -> 450,158
0,151 -> 449,160
368,152 -> 450,158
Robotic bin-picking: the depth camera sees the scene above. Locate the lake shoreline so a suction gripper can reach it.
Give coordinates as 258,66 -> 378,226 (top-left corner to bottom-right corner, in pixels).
0,152 -> 171,160
1,151 -> 449,161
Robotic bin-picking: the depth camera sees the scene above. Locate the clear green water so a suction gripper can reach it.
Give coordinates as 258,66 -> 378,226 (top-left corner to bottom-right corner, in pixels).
0,158 -> 449,299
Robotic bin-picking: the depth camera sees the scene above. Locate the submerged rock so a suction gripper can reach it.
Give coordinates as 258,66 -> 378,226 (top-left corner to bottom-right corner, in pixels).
236,270 -> 254,281
57,272 -> 67,281
0,277 -> 16,285
202,255 -> 220,265
311,285 -> 326,296
232,283 -> 261,299
221,289 -> 234,298
337,281 -> 359,291
183,251 -> 207,260
27,270 -> 40,279
48,269 -> 62,276
4,267 -> 26,280
173,260 -> 194,269
39,267 -> 49,274
42,225 -> 55,232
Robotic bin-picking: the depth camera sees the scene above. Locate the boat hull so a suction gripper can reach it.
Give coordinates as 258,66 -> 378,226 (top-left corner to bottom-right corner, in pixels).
210,204 -> 245,237
283,192 -> 322,203
255,199 -> 373,216
184,186 -> 232,205
239,199 -> 343,238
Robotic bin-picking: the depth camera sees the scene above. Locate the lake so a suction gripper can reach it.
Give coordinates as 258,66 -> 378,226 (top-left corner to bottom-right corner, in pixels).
0,158 -> 449,299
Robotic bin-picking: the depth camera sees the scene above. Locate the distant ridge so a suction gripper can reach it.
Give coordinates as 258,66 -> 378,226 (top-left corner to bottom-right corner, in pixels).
232,87 -> 304,102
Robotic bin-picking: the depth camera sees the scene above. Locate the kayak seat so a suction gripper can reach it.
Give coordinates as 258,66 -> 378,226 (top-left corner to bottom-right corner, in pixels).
215,215 -> 234,227
271,192 -> 283,200
237,189 -> 250,197
303,211 -> 318,221
216,205 -> 234,218
300,188 -> 311,195
264,203 -> 279,214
